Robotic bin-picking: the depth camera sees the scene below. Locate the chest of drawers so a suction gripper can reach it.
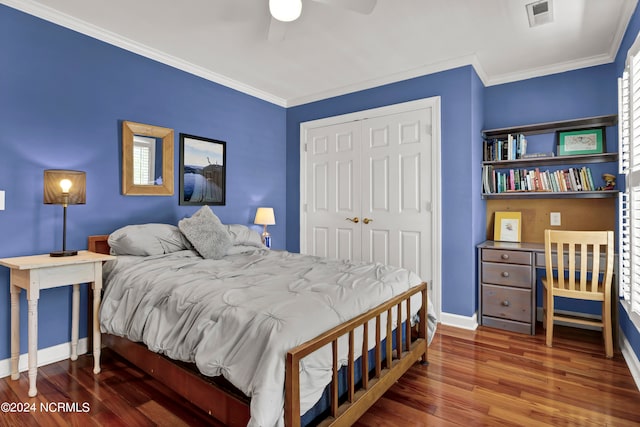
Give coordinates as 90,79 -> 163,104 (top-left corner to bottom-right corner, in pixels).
478,245 -> 536,335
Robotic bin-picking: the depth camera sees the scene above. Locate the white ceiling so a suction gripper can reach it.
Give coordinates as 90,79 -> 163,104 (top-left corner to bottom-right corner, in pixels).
4,0 -> 638,107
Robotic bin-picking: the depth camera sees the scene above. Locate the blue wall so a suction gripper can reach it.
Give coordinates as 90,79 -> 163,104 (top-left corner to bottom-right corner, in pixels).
0,5 -> 286,358
3,1 -> 639,367
484,64 -> 617,128
615,0 -> 640,362
472,69 -> 486,300
286,66 -> 485,318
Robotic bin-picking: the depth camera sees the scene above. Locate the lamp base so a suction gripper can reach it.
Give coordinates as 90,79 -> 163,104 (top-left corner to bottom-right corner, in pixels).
261,231 -> 271,249
50,250 -> 78,257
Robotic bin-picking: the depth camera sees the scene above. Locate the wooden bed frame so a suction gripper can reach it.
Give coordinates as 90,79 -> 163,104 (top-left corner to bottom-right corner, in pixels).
88,235 -> 428,427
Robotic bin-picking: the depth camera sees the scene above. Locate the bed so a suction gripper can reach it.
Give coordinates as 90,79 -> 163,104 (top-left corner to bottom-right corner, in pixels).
89,208 -> 436,427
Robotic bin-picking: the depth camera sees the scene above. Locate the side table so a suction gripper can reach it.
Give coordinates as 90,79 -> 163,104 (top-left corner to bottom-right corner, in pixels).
0,250 -> 115,397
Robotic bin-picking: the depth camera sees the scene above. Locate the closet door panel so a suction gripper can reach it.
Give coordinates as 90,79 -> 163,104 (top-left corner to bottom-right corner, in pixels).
305,122 -> 362,261
361,109 -> 432,278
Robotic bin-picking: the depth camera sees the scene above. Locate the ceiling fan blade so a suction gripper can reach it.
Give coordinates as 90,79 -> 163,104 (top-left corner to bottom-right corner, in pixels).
267,16 -> 288,42
313,0 -> 377,14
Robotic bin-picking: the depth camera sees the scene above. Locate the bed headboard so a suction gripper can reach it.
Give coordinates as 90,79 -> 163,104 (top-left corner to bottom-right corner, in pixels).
88,235 -> 110,255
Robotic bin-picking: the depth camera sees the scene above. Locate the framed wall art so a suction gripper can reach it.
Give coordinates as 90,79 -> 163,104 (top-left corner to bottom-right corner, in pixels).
179,133 -> 226,206
556,127 -> 605,156
494,211 -> 522,242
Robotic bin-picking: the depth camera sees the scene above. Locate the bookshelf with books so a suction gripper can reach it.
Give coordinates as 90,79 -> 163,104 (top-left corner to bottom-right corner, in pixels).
481,115 -> 618,199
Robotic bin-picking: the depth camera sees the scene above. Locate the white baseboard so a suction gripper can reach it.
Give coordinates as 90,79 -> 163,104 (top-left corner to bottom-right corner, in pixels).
619,328 -> 640,391
440,311 -> 478,330
440,308 -> 602,332
0,339 -> 88,379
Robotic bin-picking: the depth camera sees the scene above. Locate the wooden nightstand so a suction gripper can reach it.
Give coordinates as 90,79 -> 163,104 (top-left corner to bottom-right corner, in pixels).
0,250 -> 115,397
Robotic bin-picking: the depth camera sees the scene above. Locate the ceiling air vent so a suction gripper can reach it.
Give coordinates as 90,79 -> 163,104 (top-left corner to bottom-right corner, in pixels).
526,0 -> 553,27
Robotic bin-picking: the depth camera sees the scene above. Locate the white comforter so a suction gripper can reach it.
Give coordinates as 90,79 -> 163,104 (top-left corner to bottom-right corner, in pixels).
100,249 -> 435,427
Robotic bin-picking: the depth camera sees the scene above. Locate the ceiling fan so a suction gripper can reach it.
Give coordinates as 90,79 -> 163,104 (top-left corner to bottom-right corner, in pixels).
267,0 -> 378,41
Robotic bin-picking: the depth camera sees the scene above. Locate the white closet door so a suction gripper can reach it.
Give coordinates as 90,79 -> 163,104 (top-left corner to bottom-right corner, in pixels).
360,108 -> 432,280
301,99 -> 440,320
305,121 -> 362,260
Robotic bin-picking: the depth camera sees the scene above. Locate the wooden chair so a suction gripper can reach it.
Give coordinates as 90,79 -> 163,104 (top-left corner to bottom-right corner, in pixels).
542,229 -> 614,358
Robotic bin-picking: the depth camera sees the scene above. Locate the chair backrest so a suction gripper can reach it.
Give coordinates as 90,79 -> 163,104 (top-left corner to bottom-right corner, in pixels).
544,229 -> 614,297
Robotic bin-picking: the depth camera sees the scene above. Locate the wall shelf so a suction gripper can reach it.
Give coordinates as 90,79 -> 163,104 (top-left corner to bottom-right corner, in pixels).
482,114 -> 618,139
482,152 -> 618,169
482,115 -> 619,199
482,190 -> 619,200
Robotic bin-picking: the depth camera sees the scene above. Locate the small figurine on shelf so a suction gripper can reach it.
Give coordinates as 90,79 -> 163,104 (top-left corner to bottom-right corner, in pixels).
599,173 -> 616,191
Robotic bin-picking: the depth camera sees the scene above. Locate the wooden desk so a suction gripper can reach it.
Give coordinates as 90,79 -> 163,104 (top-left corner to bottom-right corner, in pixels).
0,251 -> 115,397
477,240 -> 614,335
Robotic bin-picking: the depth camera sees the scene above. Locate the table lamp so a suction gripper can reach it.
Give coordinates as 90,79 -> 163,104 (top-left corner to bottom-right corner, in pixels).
254,207 -> 275,248
43,170 -> 86,257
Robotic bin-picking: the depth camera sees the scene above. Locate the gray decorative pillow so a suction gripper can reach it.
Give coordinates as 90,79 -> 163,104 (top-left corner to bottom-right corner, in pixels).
178,206 -> 232,259
108,224 -> 192,256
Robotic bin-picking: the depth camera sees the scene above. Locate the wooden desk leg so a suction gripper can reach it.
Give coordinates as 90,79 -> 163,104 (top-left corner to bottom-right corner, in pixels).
27,297 -> 38,397
92,269 -> 102,374
71,284 -> 80,361
10,283 -> 20,381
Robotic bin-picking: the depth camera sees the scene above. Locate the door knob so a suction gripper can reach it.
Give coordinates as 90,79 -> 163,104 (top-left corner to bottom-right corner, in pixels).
346,217 -> 359,223
363,218 -> 373,224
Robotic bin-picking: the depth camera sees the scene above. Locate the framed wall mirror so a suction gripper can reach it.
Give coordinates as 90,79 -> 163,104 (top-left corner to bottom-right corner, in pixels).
122,121 -> 174,196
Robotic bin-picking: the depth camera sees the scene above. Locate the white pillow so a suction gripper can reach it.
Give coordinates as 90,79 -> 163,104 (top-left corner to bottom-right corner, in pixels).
225,224 -> 265,248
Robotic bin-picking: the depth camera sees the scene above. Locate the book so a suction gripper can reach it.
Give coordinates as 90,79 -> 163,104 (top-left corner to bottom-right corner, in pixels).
521,152 -> 555,158
519,134 -> 527,157
586,167 -> 595,191
564,170 -> 573,191
572,168 -> 583,191
486,166 -> 599,194
482,165 -> 494,193
534,168 -> 542,191
580,167 -> 591,191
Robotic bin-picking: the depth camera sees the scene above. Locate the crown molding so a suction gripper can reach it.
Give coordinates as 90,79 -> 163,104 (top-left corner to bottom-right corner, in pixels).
3,0 -> 634,107
1,0 -> 491,107
484,53 -> 614,87
611,0 -> 640,61
286,54 -> 490,107
2,0 -> 288,107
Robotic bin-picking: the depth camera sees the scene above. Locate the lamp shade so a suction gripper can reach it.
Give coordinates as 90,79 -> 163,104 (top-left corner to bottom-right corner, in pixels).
44,170 -> 86,205
0,190 -> 4,210
269,0 -> 302,22
254,207 -> 276,225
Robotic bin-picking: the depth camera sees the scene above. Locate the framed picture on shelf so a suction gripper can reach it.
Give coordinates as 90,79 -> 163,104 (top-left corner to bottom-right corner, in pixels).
494,211 -> 522,242
556,127 -> 605,156
179,133 -> 226,206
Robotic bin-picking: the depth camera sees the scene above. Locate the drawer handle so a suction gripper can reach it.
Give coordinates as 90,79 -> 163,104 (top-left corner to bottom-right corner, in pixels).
501,271 -> 510,278
501,254 -> 509,260
501,300 -> 510,307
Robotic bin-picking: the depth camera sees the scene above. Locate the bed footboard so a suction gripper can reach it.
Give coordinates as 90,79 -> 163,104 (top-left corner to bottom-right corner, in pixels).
285,282 -> 428,427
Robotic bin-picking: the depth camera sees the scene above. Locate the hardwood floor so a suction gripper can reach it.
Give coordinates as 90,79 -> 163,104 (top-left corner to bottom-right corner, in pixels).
0,324 -> 638,426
